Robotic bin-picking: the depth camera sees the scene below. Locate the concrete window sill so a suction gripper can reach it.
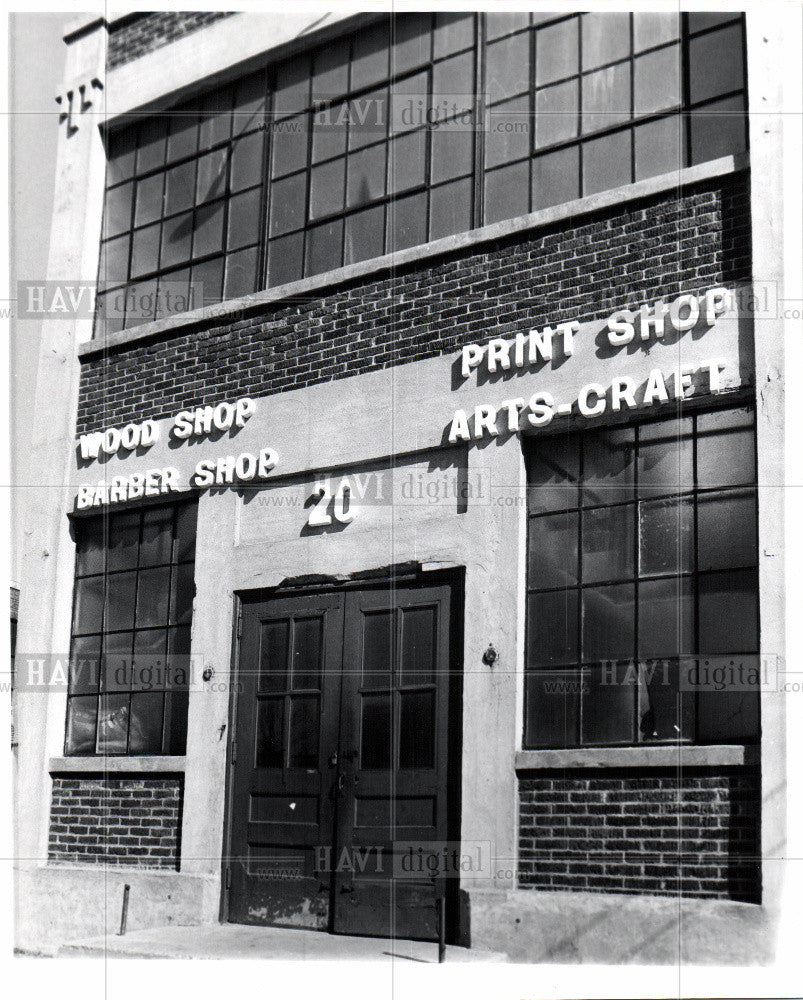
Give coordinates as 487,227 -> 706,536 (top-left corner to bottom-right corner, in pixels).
49,756 -> 187,773
515,745 -> 758,770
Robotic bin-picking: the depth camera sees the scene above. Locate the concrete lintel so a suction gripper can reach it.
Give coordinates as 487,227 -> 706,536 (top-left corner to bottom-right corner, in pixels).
80,152 -> 749,360
515,745 -> 757,770
63,14 -> 107,44
49,755 -> 186,773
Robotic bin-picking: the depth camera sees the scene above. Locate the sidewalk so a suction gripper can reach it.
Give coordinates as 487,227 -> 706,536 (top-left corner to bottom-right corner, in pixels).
58,923 -> 509,962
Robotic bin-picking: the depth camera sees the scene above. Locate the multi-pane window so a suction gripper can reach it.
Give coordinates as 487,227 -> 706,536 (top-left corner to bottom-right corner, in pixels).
524,407 -> 759,749
66,503 -> 197,756
97,12 -> 747,332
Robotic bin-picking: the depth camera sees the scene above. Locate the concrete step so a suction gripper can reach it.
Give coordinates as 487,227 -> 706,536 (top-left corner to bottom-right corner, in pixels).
59,923 -> 509,962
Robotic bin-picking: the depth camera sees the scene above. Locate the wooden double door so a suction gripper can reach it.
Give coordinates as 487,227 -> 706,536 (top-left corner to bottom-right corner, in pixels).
225,580 -> 461,941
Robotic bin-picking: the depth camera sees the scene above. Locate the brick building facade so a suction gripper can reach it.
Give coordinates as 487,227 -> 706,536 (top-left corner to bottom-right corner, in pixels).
14,9 -> 788,963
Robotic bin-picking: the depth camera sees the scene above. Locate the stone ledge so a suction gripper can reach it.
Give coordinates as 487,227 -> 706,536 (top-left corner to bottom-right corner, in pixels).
79,153 -> 749,360
515,744 -> 758,770
49,755 -> 186,773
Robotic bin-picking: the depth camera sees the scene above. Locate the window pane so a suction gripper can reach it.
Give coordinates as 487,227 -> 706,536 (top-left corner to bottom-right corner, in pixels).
638,418 -> 693,496
581,12 -> 631,70
639,577 -> 694,658
270,172 -> 306,236
698,491 -> 757,570
696,408 -> 755,487
128,691 -> 164,754
305,218 -> 343,275
256,697 -> 284,768
259,620 -> 289,692
582,62 -> 631,132
399,691 -> 435,768
348,87 -> 388,148
140,507 -> 173,566
274,55 -> 310,117
271,114 -> 308,177
130,222 -> 161,279
640,660 -> 694,741
193,201 -> 225,259
292,617 -> 322,689
136,566 -> 171,627
400,606 -> 436,685
191,256 -> 224,306
230,131 -> 264,193
124,278 -> 158,327
104,182 -> 134,239
70,636 -> 101,695
97,692 -> 129,753
362,610 -> 393,689
433,51 -> 475,113
361,693 -> 392,769
429,177 -> 472,241
388,131 -> 426,194
486,95 -> 530,168
132,628 -> 167,689
227,187 -> 262,250
268,232 -> 304,287
164,689 -> 189,754
312,44 -> 349,103
583,426 -> 635,505
351,20 -> 389,91
137,116 -> 167,174
164,161 -> 195,217
167,109 -> 198,162
634,115 -> 685,181
634,45 -> 681,116
199,83 -> 233,147
527,590 -> 578,666
582,131 -> 631,195
689,95 -> 746,165
698,569 -> 758,654
76,519 -> 105,576
106,571 -> 137,631
532,146 -> 580,210
288,695 -> 319,767
103,631 -> 133,692
195,148 -> 227,204
389,74 -> 425,136
430,117 -> 473,183
535,80 -> 578,149
345,204 -> 385,264
65,696 -> 98,755
312,103 -> 348,162
174,504 -> 197,563
486,32 -> 530,103
391,13 -> 431,73
107,128 -> 136,184
387,191 -> 427,252
233,71 -> 267,137
633,13 -> 680,52
535,18 -> 578,86
170,562 -> 195,625
529,511 -> 579,589
310,158 -> 346,219
347,144 -> 386,208
582,505 -> 634,583
689,23 -> 744,104
582,583 -> 634,661
581,664 -> 635,744
524,670 -> 579,747
99,234 -> 130,286
639,497 -> 694,575
224,246 -> 259,299
486,13 -> 530,40
160,211 -> 193,269
694,656 -> 760,742
484,160 -> 529,225
527,432 -> 580,512
433,12 -> 473,58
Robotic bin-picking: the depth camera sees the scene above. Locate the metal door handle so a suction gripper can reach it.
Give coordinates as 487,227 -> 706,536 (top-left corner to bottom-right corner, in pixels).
336,772 -> 346,797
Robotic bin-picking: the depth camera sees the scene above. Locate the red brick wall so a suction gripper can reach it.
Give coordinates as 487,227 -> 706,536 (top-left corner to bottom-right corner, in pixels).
518,768 -> 760,902
77,172 -> 751,435
48,775 -> 183,870
107,12 -> 234,69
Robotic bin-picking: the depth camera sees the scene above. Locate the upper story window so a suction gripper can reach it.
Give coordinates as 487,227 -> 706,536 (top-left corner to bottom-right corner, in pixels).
97,12 -> 747,333
523,406 -> 759,749
66,502 -> 197,756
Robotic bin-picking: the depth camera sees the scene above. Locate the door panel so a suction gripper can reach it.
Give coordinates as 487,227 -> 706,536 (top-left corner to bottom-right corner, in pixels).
227,592 -> 344,928
227,580 -> 459,941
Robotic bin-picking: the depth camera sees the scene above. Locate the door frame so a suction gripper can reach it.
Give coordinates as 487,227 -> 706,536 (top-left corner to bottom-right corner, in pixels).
219,566 -> 465,942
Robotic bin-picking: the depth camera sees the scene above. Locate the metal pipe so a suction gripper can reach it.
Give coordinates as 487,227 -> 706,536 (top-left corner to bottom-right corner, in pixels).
118,883 -> 130,936
437,896 -> 446,963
